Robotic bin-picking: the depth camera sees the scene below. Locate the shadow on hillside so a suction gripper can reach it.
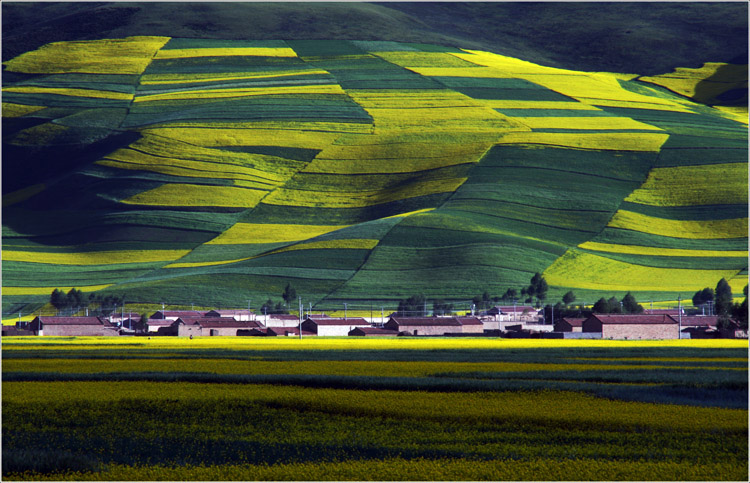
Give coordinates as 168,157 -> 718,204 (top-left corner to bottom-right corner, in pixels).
693,63 -> 748,107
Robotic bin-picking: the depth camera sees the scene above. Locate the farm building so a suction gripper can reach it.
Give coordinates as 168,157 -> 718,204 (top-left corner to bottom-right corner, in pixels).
348,327 -> 399,337
146,318 -> 177,333
485,306 -> 539,322
267,327 -> 315,337
554,317 -> 586,332
174,317 -> 261,337
264,314 -> 302,328
2,326 -> 34,337
384,317 -> 484,335
28,316 -> 119,336
301,317 -> 370,336
582,314 -> 679,339
150,310 -> 203,321
645,308 -> 684,316
204,309 -> 255,321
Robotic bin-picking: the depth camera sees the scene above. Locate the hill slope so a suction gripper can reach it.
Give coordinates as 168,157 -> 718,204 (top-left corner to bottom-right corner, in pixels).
2,37 -> 747,314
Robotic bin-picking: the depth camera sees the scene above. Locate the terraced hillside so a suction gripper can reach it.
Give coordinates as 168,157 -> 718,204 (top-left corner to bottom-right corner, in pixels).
2,38 -> 747,314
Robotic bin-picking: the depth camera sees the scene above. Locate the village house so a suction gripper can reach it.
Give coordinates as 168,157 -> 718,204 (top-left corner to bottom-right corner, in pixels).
28,316 -> 120,336
384,316 -> 484,336
645,308 -> 684,316
348,327 -> 399,337
301,317 -> 370,336
263,314 -> 302,328
485,305 -> 540,322
582,314 -> 679,339
204,309 -> 256,321
554,317 -> 586,333
150,310 -> 203,321
173,317 -> 261,337
267,327 -> 315,337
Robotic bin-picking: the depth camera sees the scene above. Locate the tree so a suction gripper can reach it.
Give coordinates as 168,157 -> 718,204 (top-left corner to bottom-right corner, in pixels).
260,298 -> 274,315
50,289 -> 66,309
692,287 -> 714,309
398,294 -> 426,316
562,291 -> 576,306
731,285 -> 748,330
527,273 -> 548,303
592,298 -> 609,314
282,283 -> 297,305
621,292 -> 643,314
432,299 -> 454,316
502,288 -> 518,301
607,297 -> 622,314
66,288 -> 83,309
714,278 -> 733,316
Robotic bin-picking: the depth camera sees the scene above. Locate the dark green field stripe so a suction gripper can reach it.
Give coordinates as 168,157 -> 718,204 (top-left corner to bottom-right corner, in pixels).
242,192 -> 452,225
1,370 -> 743,408
619,202 -> 748,221
160,39 -> 292,49
575,248 -> 746,270
477,145 -> 657,182
592,227 -> 748,251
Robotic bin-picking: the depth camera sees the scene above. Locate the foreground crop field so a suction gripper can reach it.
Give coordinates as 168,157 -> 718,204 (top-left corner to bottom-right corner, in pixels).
2,337 -> 747,481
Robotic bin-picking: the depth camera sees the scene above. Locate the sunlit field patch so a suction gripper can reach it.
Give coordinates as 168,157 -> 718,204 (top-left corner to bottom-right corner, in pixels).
206,223 -> 350,245
624,163 -> 748,206
543,249 -> 742,292
577,241 -> 747,258
2,36 -> 170,74
2,284 -> 113,296
608,210 -> 748,239
639,62 -> 747,104
153,47 -> 298,59
2,249 -> 190,265
1,102 -> 47,117
121,183 -> 268,208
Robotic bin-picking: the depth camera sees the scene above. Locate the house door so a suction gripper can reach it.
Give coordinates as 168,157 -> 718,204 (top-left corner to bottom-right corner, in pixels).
210,329 -> 219,336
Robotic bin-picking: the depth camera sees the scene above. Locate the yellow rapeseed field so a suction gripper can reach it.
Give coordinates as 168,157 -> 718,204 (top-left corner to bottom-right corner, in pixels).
262,177 -> 466,208
3,284 -> 113,296
513,116 -> 662,131
206,222 -> 349,245
543,250 -> 741,292
141,126 -> 343,150
624,163 -> 748,206
2,86 -> 133,100
140,69 -> 330,85
121,183 -> 268,208
1,102 -> 46,117
608,210 -> 748,239
578,241 -> 748,258
2,36 -> 170,74
133,84 -> 346,103
2,249 -> 190,265
497,131 -> 669,151
154,47 -> 297,59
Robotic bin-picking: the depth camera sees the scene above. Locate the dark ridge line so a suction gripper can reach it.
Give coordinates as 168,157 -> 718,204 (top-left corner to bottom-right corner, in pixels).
100,151 -> 282,187
448,197 -> 613,215
433,209 -> 599,235
472,164 -> 651,183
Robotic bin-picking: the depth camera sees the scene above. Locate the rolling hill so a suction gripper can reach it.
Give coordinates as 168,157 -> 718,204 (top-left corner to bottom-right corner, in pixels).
2,32 -> 747,315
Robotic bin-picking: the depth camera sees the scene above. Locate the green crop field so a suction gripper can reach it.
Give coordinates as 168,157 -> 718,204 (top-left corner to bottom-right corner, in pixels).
2,337 -> 747,481
2,29 -> 747,316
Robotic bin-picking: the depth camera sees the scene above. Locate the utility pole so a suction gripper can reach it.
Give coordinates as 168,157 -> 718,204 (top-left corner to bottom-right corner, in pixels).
678,295 -> 682,339
299,296 -> 303,340
381,306 -> 384,326
513,298 -> 517,322
344,303 -> 347,321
